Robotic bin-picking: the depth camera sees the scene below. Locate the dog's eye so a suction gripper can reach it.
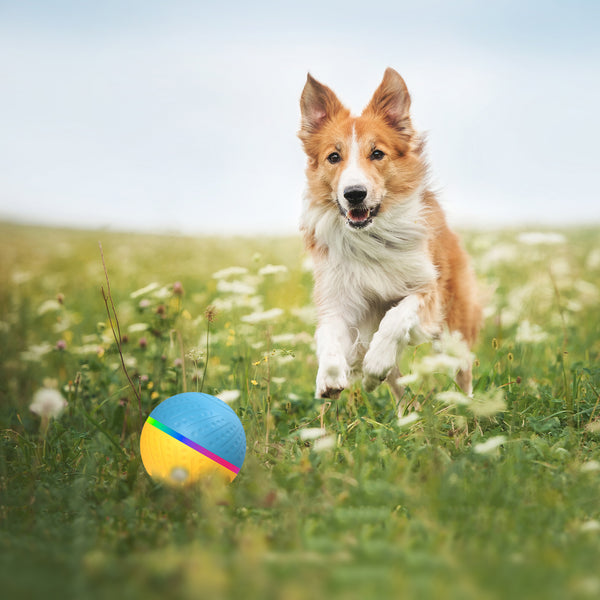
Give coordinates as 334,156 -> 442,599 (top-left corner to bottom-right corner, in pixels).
327,152 -> 341,164
370,149 -> 385,161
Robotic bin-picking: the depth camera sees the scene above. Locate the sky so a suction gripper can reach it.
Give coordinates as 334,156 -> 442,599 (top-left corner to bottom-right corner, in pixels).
1,0 -> 599,234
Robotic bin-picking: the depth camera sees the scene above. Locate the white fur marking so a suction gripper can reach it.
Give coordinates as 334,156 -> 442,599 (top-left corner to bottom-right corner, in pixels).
337,127 -> 373,212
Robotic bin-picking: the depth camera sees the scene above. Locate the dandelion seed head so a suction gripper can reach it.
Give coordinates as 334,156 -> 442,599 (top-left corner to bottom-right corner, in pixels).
313,435 -> 336,452
216,390 -> 241,403
469,388 -> 506,417
397,412 -> 421,427
30,388 -> 67,419
298,427 -> 327,441
205,305 -> 217,323
473,435 -> 506,455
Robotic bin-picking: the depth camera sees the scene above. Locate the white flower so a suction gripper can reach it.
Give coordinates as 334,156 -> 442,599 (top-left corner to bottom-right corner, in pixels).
30,388 -> 67,419
580,520 -> 600,533
216,390 -> 241,403
515,320 -> 549,344
216,279 -> 256,295
298,427 -> 327,441
397,412 -> 421,427
586,249 -> 600,270
128,323 -> 149,333
130,282 -> 160,298
241,308 -> 284,324
581,460 -> 600,473
469,388 -> 506,417
517,232 -> 566,245
436,391 -> 471,406
396,373 -> 420,386
258,264 -> 288,276
473,435 -> 506,455
212,266 -> 248,279
37,299 -> 61,315
313,435 -> 336,452
21,343 -> 53,362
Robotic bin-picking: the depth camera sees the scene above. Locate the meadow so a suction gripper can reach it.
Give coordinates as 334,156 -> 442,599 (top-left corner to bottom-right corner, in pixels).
1,221 -> 599,600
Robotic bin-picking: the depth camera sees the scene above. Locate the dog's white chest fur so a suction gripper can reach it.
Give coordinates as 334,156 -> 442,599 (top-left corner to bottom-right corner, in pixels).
303,191 -> 437,319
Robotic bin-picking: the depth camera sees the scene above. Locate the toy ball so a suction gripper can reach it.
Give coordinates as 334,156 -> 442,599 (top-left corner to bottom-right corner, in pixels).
140,392 -> 246,485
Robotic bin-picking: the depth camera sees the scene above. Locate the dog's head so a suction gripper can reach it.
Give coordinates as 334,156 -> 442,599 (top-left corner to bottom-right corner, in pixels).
299,68 -> 426,230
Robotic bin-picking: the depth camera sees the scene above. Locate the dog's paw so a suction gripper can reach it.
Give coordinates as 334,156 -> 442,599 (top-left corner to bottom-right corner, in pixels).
316,355 -> 348,399
362,341 -> 396,392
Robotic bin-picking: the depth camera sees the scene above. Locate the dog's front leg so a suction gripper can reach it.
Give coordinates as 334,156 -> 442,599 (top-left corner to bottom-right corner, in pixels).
315,317 -> 353,399
362,295 -> 430,392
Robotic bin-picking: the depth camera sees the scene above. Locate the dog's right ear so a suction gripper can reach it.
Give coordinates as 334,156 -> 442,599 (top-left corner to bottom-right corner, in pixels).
300,73 -> 345,134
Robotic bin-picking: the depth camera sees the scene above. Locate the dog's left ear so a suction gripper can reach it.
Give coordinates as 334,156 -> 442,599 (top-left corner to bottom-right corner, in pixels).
364,68 -> 411,130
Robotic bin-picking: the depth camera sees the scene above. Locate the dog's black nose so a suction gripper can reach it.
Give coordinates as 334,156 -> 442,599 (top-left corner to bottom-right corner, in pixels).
343,185 -> 367,205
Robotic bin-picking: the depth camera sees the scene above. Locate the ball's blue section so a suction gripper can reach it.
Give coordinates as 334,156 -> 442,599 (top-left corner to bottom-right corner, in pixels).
149,392 -> 246,469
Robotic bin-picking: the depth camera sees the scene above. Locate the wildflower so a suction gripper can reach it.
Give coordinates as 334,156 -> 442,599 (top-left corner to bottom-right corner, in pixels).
186,347 -> 204,362
38,299 -> 61,315
56,293 -> 65,304
241,308 -> 284,324
298,427 -> 327,441
579,520 -> 600,533
515,320 -> 548,344
205,305 -> 217,323
55,339 -> 67,351
469,388 -> 506,417
473,435 -> 506,455
396,372 -> 419,386
397,412 -> 421,427
216,280 -> 256,295
216,390 -> 241,403
250,380 -> 258,386
258,264 -> 288,276
586,249 -> 600,270
436,391 -> 470,406
138,299 -> 151,309
581,460 -> 600,473
173,357 -> 183,368
130,282 -> 160,298
313,435 -> 336,452
30,388 -> 67,419
139,337 -> 147,349
172,281 -> 184,295
517,232 -> 566,245
21,342 -> 53,362
212,266 -> 248,279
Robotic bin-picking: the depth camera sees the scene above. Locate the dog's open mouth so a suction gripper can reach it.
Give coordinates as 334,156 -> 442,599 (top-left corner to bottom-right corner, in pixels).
345,205 -> 379,229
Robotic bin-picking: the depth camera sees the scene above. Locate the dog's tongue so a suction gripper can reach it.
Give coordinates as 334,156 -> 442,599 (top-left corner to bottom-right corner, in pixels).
348,207 -> 370,223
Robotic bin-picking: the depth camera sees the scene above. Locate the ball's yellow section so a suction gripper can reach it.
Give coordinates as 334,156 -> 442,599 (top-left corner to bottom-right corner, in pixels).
140,420 -> 235,485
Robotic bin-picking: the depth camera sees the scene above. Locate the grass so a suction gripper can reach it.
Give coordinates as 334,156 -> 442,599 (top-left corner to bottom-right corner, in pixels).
1,221 -> 600,600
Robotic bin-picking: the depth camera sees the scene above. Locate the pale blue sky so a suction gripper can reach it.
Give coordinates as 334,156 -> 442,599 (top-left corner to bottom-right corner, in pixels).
1,1 -> 599,233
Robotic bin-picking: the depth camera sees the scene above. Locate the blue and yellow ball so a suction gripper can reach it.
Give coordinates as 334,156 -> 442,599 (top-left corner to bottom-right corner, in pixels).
140,392 -> 246,485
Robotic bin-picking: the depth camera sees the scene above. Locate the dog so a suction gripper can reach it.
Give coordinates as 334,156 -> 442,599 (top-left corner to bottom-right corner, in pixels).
298,68 -> 482,408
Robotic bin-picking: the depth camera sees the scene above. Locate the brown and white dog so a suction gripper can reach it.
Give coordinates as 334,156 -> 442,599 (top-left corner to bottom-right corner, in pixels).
298,68 -> 482,406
